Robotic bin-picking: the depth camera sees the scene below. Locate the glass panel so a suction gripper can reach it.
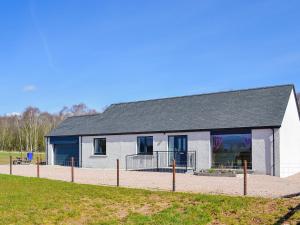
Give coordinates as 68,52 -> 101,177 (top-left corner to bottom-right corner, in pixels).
168,136 -> 175,164
168,136 -> 174,151
94,140 -> 99,154
137,136 -> 153,155
178,136 -> 187,152
212,132 -> 251,169
146,137 -> 153,154
94,138 -> 106,155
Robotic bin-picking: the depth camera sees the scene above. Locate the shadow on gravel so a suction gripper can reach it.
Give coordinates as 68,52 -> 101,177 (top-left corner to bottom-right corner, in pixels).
282,192 -> 300,199
273,203 -> 300,225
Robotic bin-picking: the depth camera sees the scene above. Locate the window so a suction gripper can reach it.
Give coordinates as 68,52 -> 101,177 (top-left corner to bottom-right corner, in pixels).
211,130 -> 252,169
94,138 -> 106,155
137,136 -> 153,155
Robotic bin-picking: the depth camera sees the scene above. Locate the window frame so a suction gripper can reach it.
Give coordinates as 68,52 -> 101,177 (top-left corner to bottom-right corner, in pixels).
93,138 -> 106,156
211,129 -> 252,169
137,136 -> 154,155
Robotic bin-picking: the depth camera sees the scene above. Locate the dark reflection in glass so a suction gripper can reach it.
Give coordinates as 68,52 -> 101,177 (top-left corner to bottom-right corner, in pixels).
137,136 -> 153,155
94,138 -> 106,155
212,131 -> 251,169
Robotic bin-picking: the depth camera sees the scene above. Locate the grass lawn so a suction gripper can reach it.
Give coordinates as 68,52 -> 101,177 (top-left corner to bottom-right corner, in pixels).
0,151 -> 45,165
0,175 -> 299,225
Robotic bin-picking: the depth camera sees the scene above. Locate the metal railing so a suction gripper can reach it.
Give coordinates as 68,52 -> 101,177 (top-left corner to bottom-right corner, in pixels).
126,151 -> 196,172
54,160 -> 80,167
280,164 -> 300,177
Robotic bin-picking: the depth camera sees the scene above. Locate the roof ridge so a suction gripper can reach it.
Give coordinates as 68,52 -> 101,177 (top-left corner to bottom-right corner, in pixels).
110,84 -> 294,106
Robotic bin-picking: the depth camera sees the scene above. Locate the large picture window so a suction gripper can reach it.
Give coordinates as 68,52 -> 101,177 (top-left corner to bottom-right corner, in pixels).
137,136 -> 153,155
211,130 -> 251,169
94,138 -> 106,155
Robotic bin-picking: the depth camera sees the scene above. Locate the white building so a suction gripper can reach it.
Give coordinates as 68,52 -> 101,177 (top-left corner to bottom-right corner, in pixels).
46,84 -> 300,177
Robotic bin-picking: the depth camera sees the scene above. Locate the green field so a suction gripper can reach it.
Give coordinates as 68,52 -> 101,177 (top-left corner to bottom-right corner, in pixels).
0,175 -> 299,225
0,151 -> 45,165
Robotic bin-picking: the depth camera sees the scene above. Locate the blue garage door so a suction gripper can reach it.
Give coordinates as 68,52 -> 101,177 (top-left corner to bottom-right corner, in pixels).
50,136 -> 79,167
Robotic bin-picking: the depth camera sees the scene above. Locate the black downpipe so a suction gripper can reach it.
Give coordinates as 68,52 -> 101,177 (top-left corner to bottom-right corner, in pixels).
272,128 -> 276,176
80,136 -> 83,168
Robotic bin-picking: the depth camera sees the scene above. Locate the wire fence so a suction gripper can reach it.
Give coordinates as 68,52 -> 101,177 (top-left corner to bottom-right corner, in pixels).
1,157 -> 300,197
2,151 -> 300,178
1,158 -> 254,196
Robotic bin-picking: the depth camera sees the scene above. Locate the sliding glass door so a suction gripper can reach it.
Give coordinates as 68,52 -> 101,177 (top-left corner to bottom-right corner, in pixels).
168,135 -> 188,167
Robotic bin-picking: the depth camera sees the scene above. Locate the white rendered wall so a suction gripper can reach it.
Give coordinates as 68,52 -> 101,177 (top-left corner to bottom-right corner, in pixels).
81,134 -> 137,169
252,129 -> 273,175
279,90 -> 300,177
252,129 -> 280,176
81,131 -> 211,170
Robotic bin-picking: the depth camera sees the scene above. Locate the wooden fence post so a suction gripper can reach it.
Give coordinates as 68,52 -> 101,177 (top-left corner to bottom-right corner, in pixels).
37,156 -> 40,178
243,160 -> 247,196
117,159 -> 120,187
9,156 -> 12,175
71,157 -> 74,182
172,159 -> 176,192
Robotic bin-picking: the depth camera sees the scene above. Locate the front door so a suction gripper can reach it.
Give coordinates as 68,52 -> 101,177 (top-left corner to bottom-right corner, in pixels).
168,135 -> 188,167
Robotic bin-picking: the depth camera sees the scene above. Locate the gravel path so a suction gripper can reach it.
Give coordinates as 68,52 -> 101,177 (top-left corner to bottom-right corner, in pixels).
0,165 -> 299,198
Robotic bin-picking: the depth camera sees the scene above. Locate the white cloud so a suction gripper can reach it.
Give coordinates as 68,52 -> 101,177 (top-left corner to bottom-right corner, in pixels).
5,112 -> 21,117
23,85 -> 37,92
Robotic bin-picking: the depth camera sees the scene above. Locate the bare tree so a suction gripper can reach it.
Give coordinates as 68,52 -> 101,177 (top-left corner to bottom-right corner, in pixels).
0,104 -> 97,152
14,115 -> 23,151
59,103 -> 97,118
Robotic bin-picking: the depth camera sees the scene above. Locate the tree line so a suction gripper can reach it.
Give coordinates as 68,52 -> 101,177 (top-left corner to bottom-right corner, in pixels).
0,104 -> 97,152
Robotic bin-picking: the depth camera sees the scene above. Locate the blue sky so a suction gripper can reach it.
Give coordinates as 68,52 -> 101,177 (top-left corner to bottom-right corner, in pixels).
0,0 -> 300,115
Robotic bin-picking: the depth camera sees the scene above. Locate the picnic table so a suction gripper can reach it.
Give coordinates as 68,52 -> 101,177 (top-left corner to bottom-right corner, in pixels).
13,157 -> 31,165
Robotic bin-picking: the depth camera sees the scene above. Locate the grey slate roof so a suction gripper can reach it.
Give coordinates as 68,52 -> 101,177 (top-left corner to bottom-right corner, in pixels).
48,85 -> 296,136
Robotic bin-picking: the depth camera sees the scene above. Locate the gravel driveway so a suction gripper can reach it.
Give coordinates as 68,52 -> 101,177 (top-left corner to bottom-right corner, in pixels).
0,165 -> 299,198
